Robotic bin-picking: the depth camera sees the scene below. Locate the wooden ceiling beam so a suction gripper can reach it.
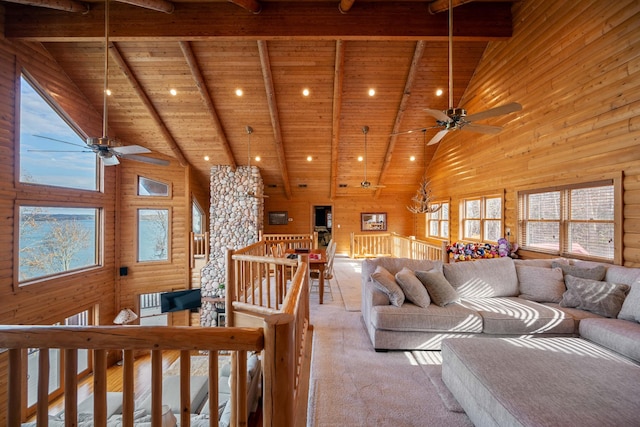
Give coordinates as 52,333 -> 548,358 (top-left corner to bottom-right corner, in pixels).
329,39 -> 345,200
1,0 -> 89,13
115,0 -> 175,14
108,42 -> 189,167
4,2 -> 513,42
428,0 -> 475,14
179,41 -> 237,170
228,0 -> 262,14
257,40 -> 292,200
374,40 -> 426,199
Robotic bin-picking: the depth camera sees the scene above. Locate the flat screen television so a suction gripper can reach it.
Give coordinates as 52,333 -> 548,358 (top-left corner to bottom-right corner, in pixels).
160,288 -> 201,313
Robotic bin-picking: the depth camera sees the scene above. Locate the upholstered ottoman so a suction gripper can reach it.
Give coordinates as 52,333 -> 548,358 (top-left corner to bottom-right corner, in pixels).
442,337 -> 640,427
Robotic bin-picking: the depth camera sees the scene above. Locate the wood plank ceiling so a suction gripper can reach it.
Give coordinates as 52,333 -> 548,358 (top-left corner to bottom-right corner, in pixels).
2,0 -> 518,199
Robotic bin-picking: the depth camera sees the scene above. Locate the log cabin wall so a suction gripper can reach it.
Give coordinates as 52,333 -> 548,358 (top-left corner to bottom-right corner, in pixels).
0,33 -> 119,419
264,194 -> 417,254
422,0 -> 640,266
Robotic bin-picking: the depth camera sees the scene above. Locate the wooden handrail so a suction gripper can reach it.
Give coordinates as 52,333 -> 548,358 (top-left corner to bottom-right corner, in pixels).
350,232 -> 446,261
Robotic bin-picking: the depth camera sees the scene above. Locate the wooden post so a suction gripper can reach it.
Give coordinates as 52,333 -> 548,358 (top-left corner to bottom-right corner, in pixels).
263,313 -> 295,427
93,349 -> 108,426
226,248 -> 235,327
64,349 -> 78,422
8,349 -> 22,427
37,349 -> 50,423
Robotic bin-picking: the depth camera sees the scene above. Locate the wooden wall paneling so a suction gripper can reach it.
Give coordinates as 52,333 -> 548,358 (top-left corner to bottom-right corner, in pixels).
426,0 -> 640,265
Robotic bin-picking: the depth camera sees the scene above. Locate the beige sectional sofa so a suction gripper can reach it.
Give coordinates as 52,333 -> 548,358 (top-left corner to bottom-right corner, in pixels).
361,256 -> 639,351
362,255 -> 640,425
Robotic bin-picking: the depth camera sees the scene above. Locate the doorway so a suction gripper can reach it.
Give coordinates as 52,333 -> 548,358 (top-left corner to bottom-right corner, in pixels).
313,205 -> 332,248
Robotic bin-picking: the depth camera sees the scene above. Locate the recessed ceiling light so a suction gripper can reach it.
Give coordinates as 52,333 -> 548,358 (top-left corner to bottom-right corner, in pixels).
236,88 -> 243,97
204,155 -> 210,161
307,155 -> 313,161
169,88 -> 177,96
436,89 -> 443,96
255,156 -> 261,162
105,89 -> 112,96
357,156 -> 363,162
368,88 -> 376,97
410,156 -> 416,162
302,88 -> 310,97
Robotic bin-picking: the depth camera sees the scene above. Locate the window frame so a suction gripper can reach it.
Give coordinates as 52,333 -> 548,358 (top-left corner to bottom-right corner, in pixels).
14,201 -> 104,288
17,72 -> 100,192
426,200 -> 450,240
459,193 -> 504,243
517,176 -> 622,264
136,207 -> 171,263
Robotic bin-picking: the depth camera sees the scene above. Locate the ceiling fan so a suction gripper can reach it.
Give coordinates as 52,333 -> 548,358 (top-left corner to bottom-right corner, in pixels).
66,0 -> 168,167
397,0 -> 522,145
360,125 -> 385,189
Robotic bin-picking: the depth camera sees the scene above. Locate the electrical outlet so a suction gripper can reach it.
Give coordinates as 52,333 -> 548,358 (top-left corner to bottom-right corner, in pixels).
506,227 -> 511,236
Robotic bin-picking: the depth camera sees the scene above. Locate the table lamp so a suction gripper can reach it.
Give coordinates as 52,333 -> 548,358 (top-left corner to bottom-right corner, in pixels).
113,308 -> 138,325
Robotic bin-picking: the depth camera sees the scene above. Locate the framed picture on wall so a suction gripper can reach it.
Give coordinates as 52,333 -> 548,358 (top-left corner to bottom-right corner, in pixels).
268,211 -> 288,225
361,212 -> 387,231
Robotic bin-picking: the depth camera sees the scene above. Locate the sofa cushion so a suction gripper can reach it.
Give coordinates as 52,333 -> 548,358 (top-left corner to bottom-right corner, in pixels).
370,265 -> 405,307
461,297 -> 575,335
136,375 -> 209,414
514,258 -> 569,268
552,262 -> 606,281
516,265 -> 565,303
618,278 -> 640,323
395,267 -> 431,308
443,257 -> 518,298
370,303 -> 482,333
560,275 -> 629,318
414,270 -> 459,307
580,318 -> 640,363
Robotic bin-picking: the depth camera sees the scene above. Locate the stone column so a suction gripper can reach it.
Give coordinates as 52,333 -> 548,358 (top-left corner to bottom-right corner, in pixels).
200,165 -> 264,326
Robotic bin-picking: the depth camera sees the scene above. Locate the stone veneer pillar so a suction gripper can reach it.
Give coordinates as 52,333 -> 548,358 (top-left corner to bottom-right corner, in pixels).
200,165 -> 264,326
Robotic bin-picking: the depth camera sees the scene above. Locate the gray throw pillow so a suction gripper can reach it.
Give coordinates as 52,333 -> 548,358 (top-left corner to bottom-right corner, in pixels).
371,265 -> 405,307
395,267 -> 431,308
618,279 -> 640,322
516,265 -> 566,303
415,269 -> 460,307
560,275 -> 630,318
552,262 -> 606,281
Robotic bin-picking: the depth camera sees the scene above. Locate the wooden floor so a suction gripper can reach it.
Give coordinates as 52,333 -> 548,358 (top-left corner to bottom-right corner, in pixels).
28,350 -> 262,426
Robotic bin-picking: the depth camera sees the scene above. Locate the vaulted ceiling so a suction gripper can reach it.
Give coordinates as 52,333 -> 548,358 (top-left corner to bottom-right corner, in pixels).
2,0 -> 519,199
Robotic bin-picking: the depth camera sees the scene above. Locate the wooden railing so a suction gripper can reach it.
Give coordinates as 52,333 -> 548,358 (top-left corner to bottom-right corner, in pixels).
350,232 -> 447,262
0,236 -> 312,427
260,232 -> 318,250
190,231 -> 209,267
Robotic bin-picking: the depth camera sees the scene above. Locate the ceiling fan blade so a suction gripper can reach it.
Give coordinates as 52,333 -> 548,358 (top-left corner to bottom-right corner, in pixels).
426,129 -> 450,145
111,145 -> 151,155
464,102 -> 522,122
424,108 -> 453,123
118,153 -> 170,166
462,123 -> 503,134
391,126 -> 438,136
101,155 -> 120,166
34,135 -> 86,148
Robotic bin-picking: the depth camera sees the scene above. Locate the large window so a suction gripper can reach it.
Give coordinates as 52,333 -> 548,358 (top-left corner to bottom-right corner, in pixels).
427,201 -> 449,239
460,195 -> 503,242
138,208 -> 170,262
18,206 -> 100,283
519,181 -> 616,261
19,74 -> 98,191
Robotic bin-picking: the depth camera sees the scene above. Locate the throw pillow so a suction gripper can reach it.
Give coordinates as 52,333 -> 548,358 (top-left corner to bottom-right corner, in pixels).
371,265 -> 405,307
395,267 -> 431,308
617,279 -> 640,323
560,275 -> 630,318
516,265 -> 566,303
552,262 -> 606,281
415,269 -> 460,307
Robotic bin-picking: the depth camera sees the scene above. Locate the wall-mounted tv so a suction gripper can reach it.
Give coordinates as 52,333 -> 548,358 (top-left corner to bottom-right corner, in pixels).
160,289 -> 201,313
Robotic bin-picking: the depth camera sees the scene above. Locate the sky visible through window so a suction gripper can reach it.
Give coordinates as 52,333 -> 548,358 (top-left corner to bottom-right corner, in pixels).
19,75 -> 97,191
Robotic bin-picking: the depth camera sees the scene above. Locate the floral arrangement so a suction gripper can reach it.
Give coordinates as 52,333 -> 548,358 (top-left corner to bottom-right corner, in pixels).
446,238 -> 518,262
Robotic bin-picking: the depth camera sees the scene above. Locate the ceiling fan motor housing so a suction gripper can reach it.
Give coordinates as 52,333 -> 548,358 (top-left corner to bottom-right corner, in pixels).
87,136 -> 113,147
446,108 -> 467,118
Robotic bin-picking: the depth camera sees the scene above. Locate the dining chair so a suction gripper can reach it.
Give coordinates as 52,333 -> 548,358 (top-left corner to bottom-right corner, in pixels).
310,240 -> 336,300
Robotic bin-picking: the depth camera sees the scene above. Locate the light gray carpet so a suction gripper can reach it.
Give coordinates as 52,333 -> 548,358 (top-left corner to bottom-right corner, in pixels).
307,257 -> 471,427
332,255 -> 363,312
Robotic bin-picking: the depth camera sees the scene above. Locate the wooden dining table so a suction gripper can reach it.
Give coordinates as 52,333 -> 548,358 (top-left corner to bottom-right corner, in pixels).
286,248 -> 328,304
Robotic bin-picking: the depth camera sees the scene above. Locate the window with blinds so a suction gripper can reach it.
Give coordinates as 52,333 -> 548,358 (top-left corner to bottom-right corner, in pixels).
519,181 -> 615,261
